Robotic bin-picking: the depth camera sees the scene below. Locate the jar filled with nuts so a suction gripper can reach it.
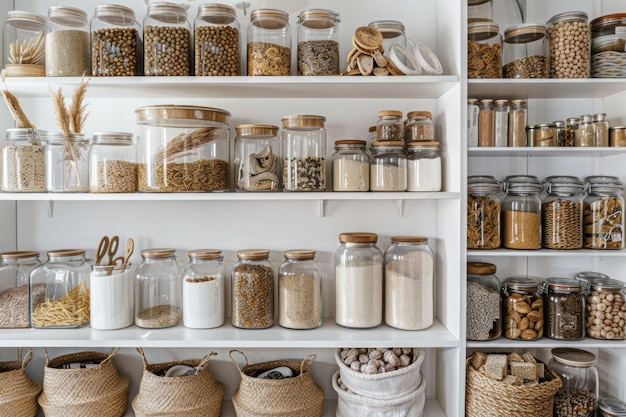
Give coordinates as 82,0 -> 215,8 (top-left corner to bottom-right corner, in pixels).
540,278 -> 588,340
332,140 -> 369,192
369,141 -> 407,191
376,110 -> 404,142
503,23 -> 549,79
1,128 -> 46,192
549,348 -> 598,417
247,9 -> 290,76
144,2 -> 191,76
45,6 -> 90,76
0,251 -> 41,328
502,175 -> 543,250
501,276 -> 543,340
88,132 -> 137,193
234,124 -> 281,191
547,11 -> 590,78
467,175 -> 501,249
231,249 -> 275,329
583,175 -> 624,250
194,3 -> 240,76
182,249 -> 224,329
297,9 -> 340,76
466,262 -> 501,341
281,114 -> 326,191
468,22 -> 502,79
405,111 -> 434,142
278,250 -> 322,330
542,175 -> 584,249
580,276 -> 626,340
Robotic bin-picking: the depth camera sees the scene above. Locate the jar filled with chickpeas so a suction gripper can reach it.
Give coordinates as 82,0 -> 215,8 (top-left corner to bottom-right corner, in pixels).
194,3 -> 240,76
542,175 -> 584,249
144,2 -> 191,76
247,9 -> 290,76
501,276 -> 543,340
546,11 -> 590,78
231,249 -> 275,329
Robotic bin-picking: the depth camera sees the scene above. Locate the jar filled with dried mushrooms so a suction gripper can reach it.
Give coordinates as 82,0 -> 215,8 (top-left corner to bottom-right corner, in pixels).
234,124 -> 281,191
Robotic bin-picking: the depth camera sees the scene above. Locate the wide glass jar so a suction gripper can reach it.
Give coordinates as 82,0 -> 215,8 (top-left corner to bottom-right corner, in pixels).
281,114 -> 326,191
583,175 -> 624,250
278,249 -> 322,329
144,2 -> 191,76
368,20 -> 406,57
406,141 -> 441,192
466,262 -> 501,341
45,6 -> 90,76
135,248 -> 181,329
45,132 -> 89,193
90,262 -> 134,330
508,99 -> 527,147
502,175 -> 543,249
376,110 -> 404,142
542,175 -> 584,249
547,11 -> 590,78
194,3 -> 240,76
540,278 -> 587,340
369,141 -> 407,191
598,398 -> 626,417
2,11 -> 45,76
584,277 -> 626,340
405,111 -> 435,142
1,128 -> 46,192
247,9 -> 290,76
88,132 -> 137,193
503,23 -> 549,78
384,236 -> 434,330
550,348 -> 599,417
234,124 -> 281,191
467,175 -> 501,249
182,249 -> 224,329
335,232 -> 383,329
231,249 -> 274,329
532,123 -> 557,147
297,9 -> 340,76
468,22 -> 502,78
0,251 -> 40,328
30,249 -> 91,328
135,105 -> 231,192
332,140 -> 369,192
501,276 -> 543,340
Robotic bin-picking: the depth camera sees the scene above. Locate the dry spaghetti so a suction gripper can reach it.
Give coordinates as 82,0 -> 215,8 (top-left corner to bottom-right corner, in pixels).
32,281 -> 90,327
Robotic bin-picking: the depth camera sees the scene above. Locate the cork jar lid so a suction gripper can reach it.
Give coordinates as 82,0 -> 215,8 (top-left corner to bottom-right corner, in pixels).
0,251 -> 40,259
338,232 -> 378,243
188,249 -> 222,260
467,261 -> 496,275
237,249 -> 270,260
141,248 -> 176,258
283,249 -> 316,260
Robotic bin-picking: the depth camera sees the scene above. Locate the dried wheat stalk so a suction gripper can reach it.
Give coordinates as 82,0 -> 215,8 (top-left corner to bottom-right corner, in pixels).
2,89 -> 35,128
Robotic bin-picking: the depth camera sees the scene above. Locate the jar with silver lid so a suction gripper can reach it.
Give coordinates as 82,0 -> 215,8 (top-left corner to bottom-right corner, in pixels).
547,11 -> 590,78
2,11 -> 45,76
468,22 -> 502,78
565,117 -> 578,147
247,9 -> 290,76
369,141 -> 407,192
406,141 -> 441,192
580,276 -> 626,340
281,114 -> 326,191
508,99 -> 527,147
584,175 -> 624,249
1,128 -> 47,192
368,20 -> 406,59
0,251 -> 41,328
599,398 -> 626,417
553,120 -> 567,146
376,110 -> 404,142
502,175 -> 543,249
144,2 -> 191,76
467,175 -> 501,249
332,140 -> 369,192
45,6 -> 90,76
194,3 -> 240,76
405,111 -> 434,142
542,175 -> 584,249
466,262 -> 501,341
232,249 -> 274,329
297,9 -> 340,76
576,115 -> 595,147
502,276 -> 543,340
45,132 -> 89,193
503,23 -> 549,78
540,278 -> 587,340
234,124 -> 281,191
278,249 -> 322,329
182,249 -> 224,329
550,348 -> 598,417
594,113 -> 610,147
88,132 -> 137,193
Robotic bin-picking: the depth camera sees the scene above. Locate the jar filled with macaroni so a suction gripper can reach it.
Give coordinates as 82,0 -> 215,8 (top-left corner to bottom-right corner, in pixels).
144,2 -> 191,76
232,249 -> 275,329
247,9 -> 290,76
88,132 -> 137,193
234,124 -> 281,191
467,175 -> 501,249
0,251 -> 41,328
542,176 -> 584,249
583,175 -> 624,250
332,140 -> 369,192
194,3 -> 240,76
281,114 -> 326,191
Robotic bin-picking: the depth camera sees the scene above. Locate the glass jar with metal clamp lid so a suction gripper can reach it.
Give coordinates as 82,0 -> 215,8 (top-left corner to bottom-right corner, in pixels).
502,175 -> 543,249
501,276 -> 543,340
540,277 -> 588,340
542,175 -> 584,249
579,275 -> 626,340
467,175 -> 501,249
583,175 -> 624,249
1,128 -> 47,192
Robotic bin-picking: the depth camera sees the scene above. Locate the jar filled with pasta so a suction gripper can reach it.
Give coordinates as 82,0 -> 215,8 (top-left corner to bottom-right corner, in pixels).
502,175 -> 543,249
542,175 -> 584,249
234,124 -> 281,191
584,175 -> 624,250
0,251 -> 41,328
468,22 -> 502,78
467,175 -> 501,249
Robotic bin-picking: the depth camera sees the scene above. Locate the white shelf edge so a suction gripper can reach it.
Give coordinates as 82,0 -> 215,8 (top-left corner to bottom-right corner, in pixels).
467,249 -> 626,257
468,147 -> 626,157
467,338 -> 626,349
467,78 -> 626,99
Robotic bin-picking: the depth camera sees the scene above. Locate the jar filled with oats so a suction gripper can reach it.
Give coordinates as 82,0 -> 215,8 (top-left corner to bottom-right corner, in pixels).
502,276 -> 543,340
468,22 -> 502,78
247,9 -> 290,76
405,111 -> 435,142
182,249 -> 224,329
88,132 -> 137,193
547,11 -> 590,78
194,3 -> 240,76
144,2 -> 191,76
45,132 -> 89,193
467,175 -> 501,249
583,175 -> 624,250
332,140 -> 369,192
1,128 -> 46,192
503,23 -> 549,78
297,9 -> 340,76
0,251 -> 41,328
232,249 -> 275,329
540,278 -> 587,340
2,11 -> 45,76
579,276 -> 626,340
376,110 -> 404,142
502,175 -> 543,249
466,262 -> 501,341
234,124 -> 281,192
45,6 -> 90,76
542,176 -> 584,249
278,250 -> 321,329
281,114 -> 326,191
369,141 -> 407,191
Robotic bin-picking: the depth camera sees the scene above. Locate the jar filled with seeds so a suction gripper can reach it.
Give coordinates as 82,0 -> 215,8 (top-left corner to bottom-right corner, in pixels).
91,4 -> 142,76
467,175 -> 501,249
247,8 -> 290,76
540,278 -> 587,340
581,276 -> 626,340
335,232 -> 383,328
565,117 -> 578,147
135,248 -> 182,329
584,175 -> 624,250
406,141 -> 441,192
0,251 -> 40,328
502,175 -> 543,249
503,23 -> 549,78
550,348 -> 598,417
508,99 -> 527,147
297,9 -> 340,76
1,128 -> 46,192
278,250 -> 322,329
501,276 -> 543,340
135,105 -> 231,192
368,20 -> 406,57
376,110 -> 404,142
576,114 -> 595,147
468,22 -> 502,79
234,124 -> 281,191
405,111 -> 435,142
553,120 -> 567,147
30,249 -> 91,328
466,262 -> 501,341
542,176 -> 584,249
2,11 -> 45,76
144,2 -> 191,76
468,0 -> 493,23
594,113 -> 610,147
281,114 -> 326,191
547,11 -> 590,78
182,249 -> 224,329
88,132 -> 137,193
194,3 -> 240,76
332,140 -> 369,192
369,141 -> 407,192
610,126 -> 626,147
45,132 -> 89,193
232,249 -> 275,329
45,6 -> 90,76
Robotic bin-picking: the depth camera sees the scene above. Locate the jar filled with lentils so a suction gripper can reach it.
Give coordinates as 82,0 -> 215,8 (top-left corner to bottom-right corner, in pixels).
546,11 -> 590,78
247,9 -> 290,76
234,124 -> 281,191
45,6 -> 90,76
468,21 -> 502,78
231,249 -> 275,329
466,262 -> 501,341
1,128 -> 46,192
550,348 -> 598,417
194,3 -> 240,76
332,140 -> 369,192
501,276 -> 543,340
467,175 -> 501,249
540,277 -> 587,340
583,175 -> 624,250
502,175 -> 543,249
144,2 -> 191,76
297,9 -> 340,76
542,175 -> 584,249
278,250 -> 322,329
503,23 -> 549,78
0,251 -> 41,328
405,111 -> 435,142
580,275 -> 626,340
281,114 -> 326,191
376,110 -> 404,142
88,132 -> 137,193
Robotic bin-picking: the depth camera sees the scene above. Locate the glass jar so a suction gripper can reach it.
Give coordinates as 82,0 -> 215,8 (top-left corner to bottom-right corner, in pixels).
468,0 -> 493,23
332,140 -> 369,192
598,398 -> 626,417
1,128 -> 46,192
2,11 -> 46,76
281,114 -> 326,191
594,113 -> 610,147
234,124 -> 281,192
503,23 -> 549,78
45,6 -> 90,76
30,249 -> 91,328
45,132 -> 89,193
182,249 -> 224,329
468,22 -> 502,78
88,132 -> 137,193
194,3 -> 240,76
542,176 -> 584,249
468,99 -> 480,147
533,123 -> 557,147
540,278 -> 587,340
591,35 -> 626,78
135,248 -> 181,329
591,13 -> 626,38
583,277 -> 626,340
297,9 -> 340,76
466,262 -> 501,341
369,141 -> 407,192
554,120 -> 567,146
493,100 -> 509,147
384,236 -> 434,330
405,111 -> 435,142
144,2 -> 191,76
376,110 -> 404,142
467,175 -> 502,249
584,175 -> 624,249
247,9 -> 290,76
90,262 -> 134,330
610,126 -> 626,147
231,249 -> 274,329
576,115 -> 595,147
547,11 -> 590,78
550,348 -> 598,417
367,126 -> 377,150
508,99 -> 527,147
135,105 -> 231,192
478,99 -> 494,147
565,117 -> 578,147
406,141 -> 441,192
0,251 -> 40,328
501,276 -> 543,340
502,175 -> 543,249
91,4 -> 142,77
368,20 -> 406,57
335,233 -> 383,328
278,249 -> 322,329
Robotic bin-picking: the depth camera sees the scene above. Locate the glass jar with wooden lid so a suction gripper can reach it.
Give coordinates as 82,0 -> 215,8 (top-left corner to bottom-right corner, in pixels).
278,249 -> 322,329
281,114 -> 326,191
144,2 -> 191,76
468,22 -> 502,78
332,140 -> 369,192
182,249 -> 224,329
0,251 -> 40,328
369,141 -> 407,191
234,124 -> 281,191
376,110 -> 404,141
297,9 -> 340,76
405,111 -> 434,142
468,0 -> 493,23
232,249 -> 275,329
194,3 -> 240,76
2,10 -> 45,76
466,261 -> 501,341
247,8 -> 290,76
503,23 -> 549,78
367,20 -> 406,58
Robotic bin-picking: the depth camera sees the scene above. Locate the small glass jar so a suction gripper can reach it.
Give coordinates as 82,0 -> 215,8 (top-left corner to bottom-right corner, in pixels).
576,115 -> 596,147
30,249 -> 91,328
88,132 -> 137,193
478,99 -> 494,147
281,114 -> 326,191
234,124 -> 281,192
502,175 -> 543,249
542,176 -> 584,249
565,117 -> 578,147
91,4 -> 142,76
406,141 -> 441,192
553,120 -> 567,146
45,6 -> 90,76
335,233 -> 383,329
598,398 -> 626,417
384,236 -> 434,330
503,23 -> 549,78
297,9 -> 340,76
369,141 -> 407,192
231,249 -> 275,329
466,262 -> 501,341
278,249 -> 322,329
135,248 -> 182,329
90,262 -> 134,330
533,123 -> 557,147
0,251 -> 40,328
144,2 -> 191,76
182,249 -> 224,329
332,140 -> 369,192
594,113 -> 610,147
1,128 -> 46,192
376,110 -> 404,142
467,175 -> 501,249
367,125 -> 376,150
368,20 -> 406,57
540,278 -> 587,340
508,99 -> 527,147
45,132 -> 89,193
247,9 -> 290,76
583,277 -> 626,340
610,126 -> 626,147
501,276 -> 543,340
584,175 -> 624,250
550,348 -> 599,417
468,22 -> 502,79
468,99 -> 480,147
405,111 -> 434,142
547,11 -> 590,78
493,100 -> 509,147
468,0 -> 493,23
2,11 -> 46,76
194,3 -> 240,76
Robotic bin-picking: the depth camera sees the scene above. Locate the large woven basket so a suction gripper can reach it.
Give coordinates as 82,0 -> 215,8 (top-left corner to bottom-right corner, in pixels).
229,350 -> 324,417
38,348 -> 129,417
0,348 -> 41,417
132,347 -> 224,417
465,358 -> 562,417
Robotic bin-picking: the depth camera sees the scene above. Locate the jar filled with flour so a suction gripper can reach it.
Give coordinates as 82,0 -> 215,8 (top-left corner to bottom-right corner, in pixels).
278,250 -> 321,329
406,141 -> 441,191
332,140 -> 369,191
182,249 -> 224,329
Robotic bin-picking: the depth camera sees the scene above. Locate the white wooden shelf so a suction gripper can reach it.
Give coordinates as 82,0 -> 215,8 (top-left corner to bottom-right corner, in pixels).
468,78 -> 626,99
467,338 -> 626,350
467,249 -> 626,257
468,147 -> 626,158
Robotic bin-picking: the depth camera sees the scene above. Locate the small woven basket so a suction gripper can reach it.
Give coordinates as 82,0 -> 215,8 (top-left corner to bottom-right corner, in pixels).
0,348 -> 41,417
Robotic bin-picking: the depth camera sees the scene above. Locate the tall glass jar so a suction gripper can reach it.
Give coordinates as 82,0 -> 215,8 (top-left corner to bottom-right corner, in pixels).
335,232 -> 383,329
501,276 -> 543,340
45,6 -> 90,76
542,175 -> 584,249
231,249 -> 274,329
368,20 -> 406,57
584,175 -> 624,250
1,128 -> 46,192
550,348 -> 598,417
247,9 -> 290,76
478,99 -> 494,147
502,175 -> 543,249
503,23 -> 549,78
88,132 -> 137,193
45,132 -> 89,193
91,4 -> 142,76
0,251 -> 40,328
406,141 -> 441,192
554,120 -> 567,147
540,278 -> 587,340
144,2 -> 190,76
506,99 -> 526,147
234,124 -> 281,191
405,111 -> 435,142
30,249 -> 91,328
332,140 -> 369,192
194,3 -> 240,76
182,249 -> 224,329
493,99 -> 509,147
576,114 -> 595,147
547,11 -> 590,78
611,126 -> 626,147
384,236 -> 434,330
468,22 -> 502,78
369,141 -> 407,191
468,98 -> 480,147
583,277 -> 626,340
278,249 -> 322,329
565,117 -> 578,147
135,248 -> 181,329
467,175 -> 501,249
468,0 -> 493,23
281,114 -> 326,191
297,9 -> 340,76
2,11 -> 46,76
376,110 -> 404,142
594,113 -> 610,147
466,262 -> 501,341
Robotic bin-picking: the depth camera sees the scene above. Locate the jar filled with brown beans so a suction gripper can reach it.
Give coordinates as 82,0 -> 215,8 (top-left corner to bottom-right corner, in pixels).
194,3 -> 240,76
231,249 -> 275,329
501,276 -> 543,340
542,175 -> 584,249
144,2 -> 191,76
546,11 -> 590,78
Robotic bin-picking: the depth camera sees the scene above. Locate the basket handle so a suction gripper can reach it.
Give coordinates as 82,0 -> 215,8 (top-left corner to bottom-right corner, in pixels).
43,347 -> 49,366
197,351 -> 218,369
299,353 -> 317,377
136,347 -> 150,369
228,349 -> 249,372
19,347 -> 33,369
100,347 -> 121,366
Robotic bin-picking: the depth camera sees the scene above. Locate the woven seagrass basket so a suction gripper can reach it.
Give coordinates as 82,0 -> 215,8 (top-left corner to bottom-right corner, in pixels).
0,348 -> 41,417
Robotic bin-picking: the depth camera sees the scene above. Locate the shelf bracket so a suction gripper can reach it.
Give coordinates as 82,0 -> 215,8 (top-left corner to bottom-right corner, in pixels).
396,199 -> 403,217
318,199 -> 326,217
46,201 -> 54,218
